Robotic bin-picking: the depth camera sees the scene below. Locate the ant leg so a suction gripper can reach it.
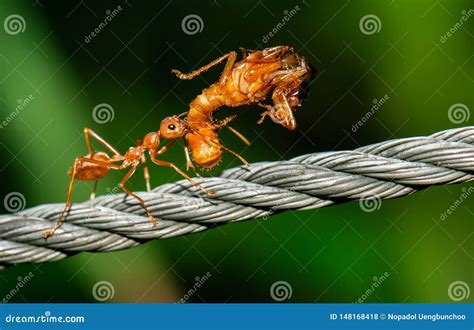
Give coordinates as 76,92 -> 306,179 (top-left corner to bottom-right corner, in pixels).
256,102 -> 273,125
119,164 -> 157,225
141,139 -> 181,187
183,144 -> 201,177
149,153 -> 215,195
141,153 -> 151,192
155,139 -> 177,156
75,157 -> 124,168
215,115 -> 237,128
219,144 -> 249,168
171,52 -> 235,80
226,126 -> 251,146
90,180 -> 98,200
272,87 -> 296,130
218,51 -> 237,86
136,138 -> 151,192
42,159 -> 80,238
184,144 -> 193,171
213,114 -> 250,145
257,112 -> 268,125
84,127 -> 122,156
43,158 -> 126,238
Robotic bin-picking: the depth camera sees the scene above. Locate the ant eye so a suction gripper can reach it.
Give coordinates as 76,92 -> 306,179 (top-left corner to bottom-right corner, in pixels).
168,124 -> 176,130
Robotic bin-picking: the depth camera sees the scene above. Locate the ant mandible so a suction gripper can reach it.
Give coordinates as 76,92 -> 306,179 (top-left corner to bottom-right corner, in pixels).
43,127 -> 214,238
162,46 -> 315,170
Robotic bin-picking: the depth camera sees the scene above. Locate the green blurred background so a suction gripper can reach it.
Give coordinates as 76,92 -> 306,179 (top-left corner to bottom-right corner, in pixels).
0,0 -> 472,303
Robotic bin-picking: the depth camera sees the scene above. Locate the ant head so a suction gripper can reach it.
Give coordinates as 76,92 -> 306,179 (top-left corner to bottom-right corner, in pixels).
159,116 -> 186,139
281,50 -> 316,81
142,132 -> 160,150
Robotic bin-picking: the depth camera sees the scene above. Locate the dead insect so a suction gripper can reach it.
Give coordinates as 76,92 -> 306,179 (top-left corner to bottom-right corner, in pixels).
172,45 -> 315,130
43,127 -> 214,238
167,45 -> 315,169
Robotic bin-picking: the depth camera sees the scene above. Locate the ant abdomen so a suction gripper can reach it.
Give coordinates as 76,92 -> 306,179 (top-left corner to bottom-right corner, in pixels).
70,152 -> 111,181
187,130 -> 222,169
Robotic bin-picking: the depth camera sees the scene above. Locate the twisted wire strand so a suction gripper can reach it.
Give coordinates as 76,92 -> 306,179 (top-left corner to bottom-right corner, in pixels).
0,126 -> 473,269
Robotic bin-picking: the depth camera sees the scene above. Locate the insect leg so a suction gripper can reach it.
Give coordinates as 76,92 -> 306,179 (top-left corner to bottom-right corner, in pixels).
83,127 -> 122,156
138,139 -> 180,188
141,153 -> 151,192
215,116 -> 251,146
43,158 -> 127,238
42,158 -> 80,238
219,144 -> 249,168
218,51 -> 237,86
119,164 -> 157,225
226,126 -> 251,146
171,52 -> 234,80
90,180 -> 98,200
75,157 -> 125,168
256,102 -> 273,125
215,115 -> 237,128
149,153 -> 215,195
183,143 -> 201,177
136,138 -> 151,192
155,139 -> 177,156
271,87 -> 296,130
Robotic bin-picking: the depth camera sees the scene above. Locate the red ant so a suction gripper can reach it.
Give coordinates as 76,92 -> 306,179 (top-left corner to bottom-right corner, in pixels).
162,46 -> 315,169
43,127 -> 214,238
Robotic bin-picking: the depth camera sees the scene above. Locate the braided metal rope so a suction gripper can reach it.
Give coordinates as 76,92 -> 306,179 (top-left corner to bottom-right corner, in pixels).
0,127 -> 473,269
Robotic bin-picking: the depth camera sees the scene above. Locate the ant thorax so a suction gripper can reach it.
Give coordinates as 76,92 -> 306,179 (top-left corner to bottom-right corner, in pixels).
125,146 -> 143,161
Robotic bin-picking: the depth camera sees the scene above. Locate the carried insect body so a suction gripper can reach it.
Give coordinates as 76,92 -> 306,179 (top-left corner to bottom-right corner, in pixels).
161,45 -> 315,169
